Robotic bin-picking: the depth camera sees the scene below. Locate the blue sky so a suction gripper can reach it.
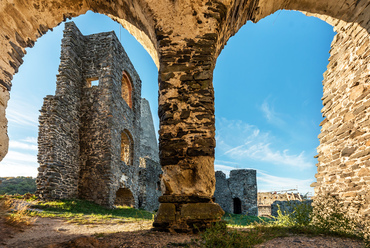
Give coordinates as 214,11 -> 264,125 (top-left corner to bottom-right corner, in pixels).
0,10 -> 335,195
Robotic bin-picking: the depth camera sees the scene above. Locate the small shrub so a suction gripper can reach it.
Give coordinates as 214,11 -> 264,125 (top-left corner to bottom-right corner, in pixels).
200,221 -> 246,248
273,200 -> 312,227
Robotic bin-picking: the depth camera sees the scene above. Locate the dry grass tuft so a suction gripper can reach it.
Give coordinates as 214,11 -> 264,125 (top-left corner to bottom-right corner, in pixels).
0,196 -> 37,227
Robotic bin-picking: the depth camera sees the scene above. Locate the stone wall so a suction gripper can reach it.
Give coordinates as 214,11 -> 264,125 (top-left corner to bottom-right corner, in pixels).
271,200 -> 313,217
257,192 -> 302,216
312,17 -> 370,219
138,158 -> 162,210
36,22 -> 161,210
214,169 -> 258,216
140,98 -> 159,163
214,171 -> 232,213
36,23 -> 84,200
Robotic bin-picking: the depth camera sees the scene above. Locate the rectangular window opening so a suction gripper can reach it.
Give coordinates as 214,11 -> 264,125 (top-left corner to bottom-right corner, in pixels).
86,77 -> 99,87
91,80 -> 99,86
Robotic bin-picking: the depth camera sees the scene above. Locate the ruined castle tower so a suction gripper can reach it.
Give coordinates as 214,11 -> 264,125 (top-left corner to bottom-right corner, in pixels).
214,169 -> 258,216
36,22 -> 161,210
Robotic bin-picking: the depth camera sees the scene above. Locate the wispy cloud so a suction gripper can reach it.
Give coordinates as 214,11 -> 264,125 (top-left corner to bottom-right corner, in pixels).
257,172 -> 314,194
260,98 -> 284,125
9,140 -> 37,151
6,100 -> 39,127
21,137 -> 37,144
0,150 -> 38,177
2,150 -> 37,163
216,118 -> 314,170
225,142 -> 313,170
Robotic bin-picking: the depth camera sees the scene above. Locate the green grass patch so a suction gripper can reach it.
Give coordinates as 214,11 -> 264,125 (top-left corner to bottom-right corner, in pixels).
222,213 -> 271,227
28,198 -> 154,224
197,221 -> 292,247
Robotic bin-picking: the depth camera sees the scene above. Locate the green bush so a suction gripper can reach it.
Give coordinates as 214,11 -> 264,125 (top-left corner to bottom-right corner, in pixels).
273,200 -> 312,227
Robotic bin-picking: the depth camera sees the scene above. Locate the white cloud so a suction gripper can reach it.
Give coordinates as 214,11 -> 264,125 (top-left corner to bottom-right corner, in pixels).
216,118 -> 314,170
0,162 -> 38,177
21,137 -> 37,144
260,98 -> 284,125
9,140 -> 37,151
0,150 -> 38,177
6,100 -> 39,127
225,142 -> 313,170
257,172 -> 314,194
2,150 -> 37,163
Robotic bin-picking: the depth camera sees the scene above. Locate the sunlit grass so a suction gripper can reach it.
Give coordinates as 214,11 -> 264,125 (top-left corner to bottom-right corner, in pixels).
197,196 -> 369,247
28,198 -> 154,224
222,212 -> 271,227
0,196 -> 37,227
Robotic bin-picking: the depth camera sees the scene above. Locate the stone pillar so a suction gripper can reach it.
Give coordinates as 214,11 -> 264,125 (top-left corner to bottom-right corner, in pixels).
153,32 -> 224,232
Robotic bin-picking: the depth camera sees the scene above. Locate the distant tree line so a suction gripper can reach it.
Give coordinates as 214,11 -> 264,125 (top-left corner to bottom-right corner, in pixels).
0,177 -> 36,195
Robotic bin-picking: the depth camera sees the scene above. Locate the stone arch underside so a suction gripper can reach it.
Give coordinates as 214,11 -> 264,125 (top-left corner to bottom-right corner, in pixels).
115,187 -> 135,207
1,0 -> 370,232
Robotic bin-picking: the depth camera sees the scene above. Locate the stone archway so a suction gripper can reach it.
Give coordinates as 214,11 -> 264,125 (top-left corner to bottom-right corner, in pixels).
115,188 -> 135,207
0,0 -> 370,232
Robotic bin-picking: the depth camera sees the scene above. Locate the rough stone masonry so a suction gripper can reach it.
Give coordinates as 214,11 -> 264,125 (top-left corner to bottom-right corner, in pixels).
36,22 -> 161,211
0,0 -> 370,232
214,170 -> 258,216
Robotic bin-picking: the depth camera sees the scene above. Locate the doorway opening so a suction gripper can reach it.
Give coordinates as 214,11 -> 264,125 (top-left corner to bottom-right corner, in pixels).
233,197 -> 242,214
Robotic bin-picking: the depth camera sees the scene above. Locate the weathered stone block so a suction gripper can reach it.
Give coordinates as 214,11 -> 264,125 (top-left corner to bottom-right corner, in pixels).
181,203 -> 224,220
155,203 -> 176,222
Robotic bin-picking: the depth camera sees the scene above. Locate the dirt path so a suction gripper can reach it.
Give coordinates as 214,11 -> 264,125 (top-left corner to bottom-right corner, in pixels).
1,217 -> 366,248
2,217 -> 196,248
254,235 -> 365,248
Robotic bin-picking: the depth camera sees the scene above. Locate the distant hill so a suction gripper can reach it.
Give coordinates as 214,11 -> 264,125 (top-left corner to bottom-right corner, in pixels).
0,176 -> 36,195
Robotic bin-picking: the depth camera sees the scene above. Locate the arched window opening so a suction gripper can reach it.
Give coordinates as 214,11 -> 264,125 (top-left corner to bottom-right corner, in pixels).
115,188 -> 135,207
233,198 -> 242,214
121,130 -> 133,165
121,71 -> 133,108
86,77 -> 99,87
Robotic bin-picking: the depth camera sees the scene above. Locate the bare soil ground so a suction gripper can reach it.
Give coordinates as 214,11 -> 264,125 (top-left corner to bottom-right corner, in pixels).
1,217 -> 197,248
254,234 -> 365,248
1,217 -> 366,248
